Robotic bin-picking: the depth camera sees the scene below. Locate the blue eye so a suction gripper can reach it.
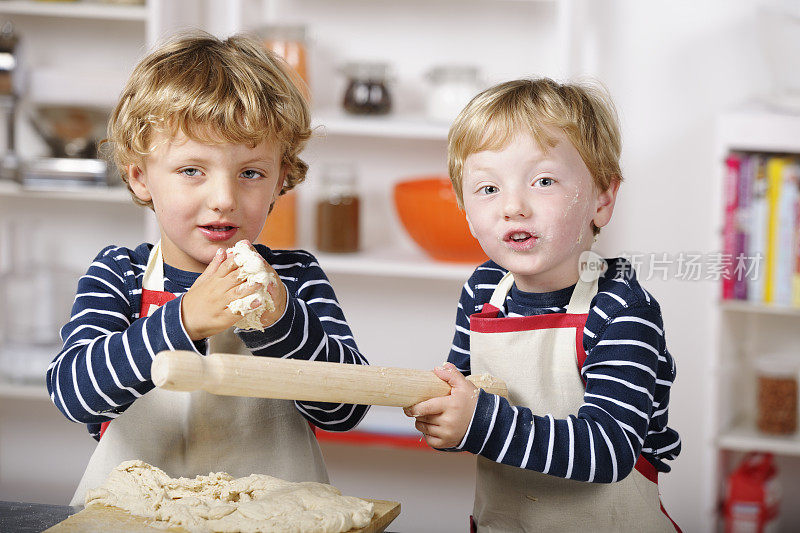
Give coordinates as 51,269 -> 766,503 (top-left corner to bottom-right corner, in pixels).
535,177 -> 554,187
241,169 -> 264,180
480,185 -> 498,195
180,167 -> 201,177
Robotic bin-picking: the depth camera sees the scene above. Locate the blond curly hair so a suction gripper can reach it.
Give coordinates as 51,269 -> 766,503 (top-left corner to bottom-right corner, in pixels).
106,31 -> 311,209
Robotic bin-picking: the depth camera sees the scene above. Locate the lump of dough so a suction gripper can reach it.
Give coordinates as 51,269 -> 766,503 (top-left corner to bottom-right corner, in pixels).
85,460 -> 375,533
225,240 -> 278,331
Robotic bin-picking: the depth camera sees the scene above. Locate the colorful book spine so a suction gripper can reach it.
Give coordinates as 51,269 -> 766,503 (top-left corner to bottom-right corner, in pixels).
748,155 -> 768,304
734,154 -> 752,300
764,157 -> 789,304
723,154 -> 741,300
775,159 -> 800,306
793,186 -> 800,307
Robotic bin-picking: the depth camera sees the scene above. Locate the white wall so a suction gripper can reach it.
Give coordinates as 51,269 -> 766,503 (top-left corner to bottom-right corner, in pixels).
588,1 -> 772,531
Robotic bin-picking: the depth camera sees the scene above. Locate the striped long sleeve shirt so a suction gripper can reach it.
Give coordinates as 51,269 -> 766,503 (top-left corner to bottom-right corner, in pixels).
449,257 -> 680,482
46,243 -> 369,440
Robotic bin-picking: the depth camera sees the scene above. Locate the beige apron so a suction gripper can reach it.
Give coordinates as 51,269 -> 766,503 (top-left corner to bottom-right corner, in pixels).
70,242 -> 328,506
469,267 -> 677,532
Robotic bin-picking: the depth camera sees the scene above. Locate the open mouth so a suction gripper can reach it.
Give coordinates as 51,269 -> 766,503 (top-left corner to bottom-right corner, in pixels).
202,225 -> 237,232
505,231 -> 534,243
199,224 -> 239,241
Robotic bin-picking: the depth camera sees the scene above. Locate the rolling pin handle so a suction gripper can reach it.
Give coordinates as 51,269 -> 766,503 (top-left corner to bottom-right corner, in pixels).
152,350 -> 206,391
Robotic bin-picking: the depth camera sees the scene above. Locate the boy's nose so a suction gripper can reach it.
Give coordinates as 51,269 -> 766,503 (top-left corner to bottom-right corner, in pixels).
207,178 -> 237,213
502,195 -> 529,219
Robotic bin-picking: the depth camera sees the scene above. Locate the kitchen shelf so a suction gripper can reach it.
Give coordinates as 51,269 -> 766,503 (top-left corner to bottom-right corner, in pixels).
718,422 -> 800,457
314,248 -> 479,281
312,110 -> 450,141
0,180 -> 132,203
717,106 -> 800,154
0,381 -> 48,401
0,0 -> 147,21
719,300 -> 800,317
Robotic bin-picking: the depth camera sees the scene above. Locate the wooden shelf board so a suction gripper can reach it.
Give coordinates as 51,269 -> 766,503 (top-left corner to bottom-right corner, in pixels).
718,107 -> 800,154
314,248 -> 478,281
0,181 -> 132,203
719,299 -> 800,317
0,382 -> 49,401
718,422 -> 800,456
0,0 -> 146,21
316,429 -> 430,450
311,110 -> 450,141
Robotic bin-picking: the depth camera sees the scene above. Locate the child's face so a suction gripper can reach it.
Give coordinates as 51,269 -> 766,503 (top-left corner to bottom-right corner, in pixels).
128,130 -> 285,272
462,129 -> 617,293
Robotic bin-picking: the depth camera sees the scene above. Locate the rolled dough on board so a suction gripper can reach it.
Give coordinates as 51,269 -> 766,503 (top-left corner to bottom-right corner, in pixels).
75,460 -> 378,533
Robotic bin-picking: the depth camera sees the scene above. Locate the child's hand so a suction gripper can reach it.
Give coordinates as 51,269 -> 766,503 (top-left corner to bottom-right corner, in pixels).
242,247 -> 287,329
181,249 -> 261,340
403,363 -> 479,449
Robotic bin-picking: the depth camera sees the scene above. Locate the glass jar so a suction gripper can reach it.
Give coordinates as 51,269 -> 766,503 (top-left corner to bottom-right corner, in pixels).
0,220 -> 72,384
425,65 -> 482,123
341,62 -> 392,115
754,353 -> 798,435
259,24 -> 309,98
315,163 -> 360,253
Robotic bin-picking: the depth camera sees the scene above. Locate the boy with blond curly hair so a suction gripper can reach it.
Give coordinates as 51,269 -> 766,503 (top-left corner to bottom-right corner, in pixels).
47,32 -> 369,505
405,79 -> 681,531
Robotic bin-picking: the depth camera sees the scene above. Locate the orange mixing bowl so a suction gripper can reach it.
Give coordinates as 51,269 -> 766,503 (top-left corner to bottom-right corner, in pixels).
393,176 -> 488,263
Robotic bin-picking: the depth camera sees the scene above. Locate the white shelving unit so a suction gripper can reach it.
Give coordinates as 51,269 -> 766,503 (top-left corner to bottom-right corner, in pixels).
711,107 -> 800,525
0,1 -> 147,21
0,381 -> 48,401
0,180 -> 130,203
311,110 -> 449,141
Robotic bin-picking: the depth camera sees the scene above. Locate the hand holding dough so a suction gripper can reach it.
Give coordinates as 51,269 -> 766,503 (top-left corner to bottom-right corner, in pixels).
226,241 -> 277,331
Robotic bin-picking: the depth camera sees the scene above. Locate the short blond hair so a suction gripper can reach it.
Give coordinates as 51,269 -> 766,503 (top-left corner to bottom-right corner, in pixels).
106,31 -> 311,208
448,78 -> 622,235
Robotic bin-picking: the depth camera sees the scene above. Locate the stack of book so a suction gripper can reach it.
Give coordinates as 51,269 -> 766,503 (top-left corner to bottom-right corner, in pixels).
723,152 -> 800,307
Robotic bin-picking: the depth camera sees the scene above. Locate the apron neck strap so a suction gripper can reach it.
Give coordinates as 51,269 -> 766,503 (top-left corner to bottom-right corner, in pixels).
488,272 -> 516,309
565,256 -> 606,314
487,257 -> 605,315
142,241 -> 165,293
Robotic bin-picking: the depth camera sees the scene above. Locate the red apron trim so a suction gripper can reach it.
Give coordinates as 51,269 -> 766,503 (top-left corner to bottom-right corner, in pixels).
140,288 -> 177,315
470,306 -> 589,334
99,288 -> 177,442
634,454 -> 659,484
470,305 -> 589,380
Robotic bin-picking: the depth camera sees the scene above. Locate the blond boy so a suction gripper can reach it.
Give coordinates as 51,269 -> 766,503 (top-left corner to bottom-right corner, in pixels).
405,79 -> 681,531
46,32 -> 369,505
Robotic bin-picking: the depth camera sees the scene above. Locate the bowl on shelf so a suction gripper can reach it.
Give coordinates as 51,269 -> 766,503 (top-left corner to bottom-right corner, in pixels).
393,175 -> 487,263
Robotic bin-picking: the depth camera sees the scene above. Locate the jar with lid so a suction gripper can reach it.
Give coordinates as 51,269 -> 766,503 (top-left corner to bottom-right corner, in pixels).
341,62 -> 392,115
754,353 -> 798,434
315,163 -> 360,253
425,65 -> 482,123
258,24 -> 309,98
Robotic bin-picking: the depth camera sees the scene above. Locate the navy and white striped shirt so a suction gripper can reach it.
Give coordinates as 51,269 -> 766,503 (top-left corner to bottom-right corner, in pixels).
46,243 -> 369,440
450,257 -> 680,483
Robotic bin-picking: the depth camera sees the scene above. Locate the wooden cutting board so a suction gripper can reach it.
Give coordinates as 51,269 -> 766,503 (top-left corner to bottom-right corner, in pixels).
44,498 -> 400,533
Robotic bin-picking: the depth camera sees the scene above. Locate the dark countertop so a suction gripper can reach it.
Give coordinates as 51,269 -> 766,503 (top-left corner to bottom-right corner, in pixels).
0,501 -> 77,533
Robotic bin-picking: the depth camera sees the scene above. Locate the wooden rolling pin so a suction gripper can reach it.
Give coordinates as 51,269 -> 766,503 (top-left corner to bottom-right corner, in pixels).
152,350 -> 508,407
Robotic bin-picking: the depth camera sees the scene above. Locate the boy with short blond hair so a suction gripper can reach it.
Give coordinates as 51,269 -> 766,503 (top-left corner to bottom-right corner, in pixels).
405,79 -> 681,531
47,32 -> 369,506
